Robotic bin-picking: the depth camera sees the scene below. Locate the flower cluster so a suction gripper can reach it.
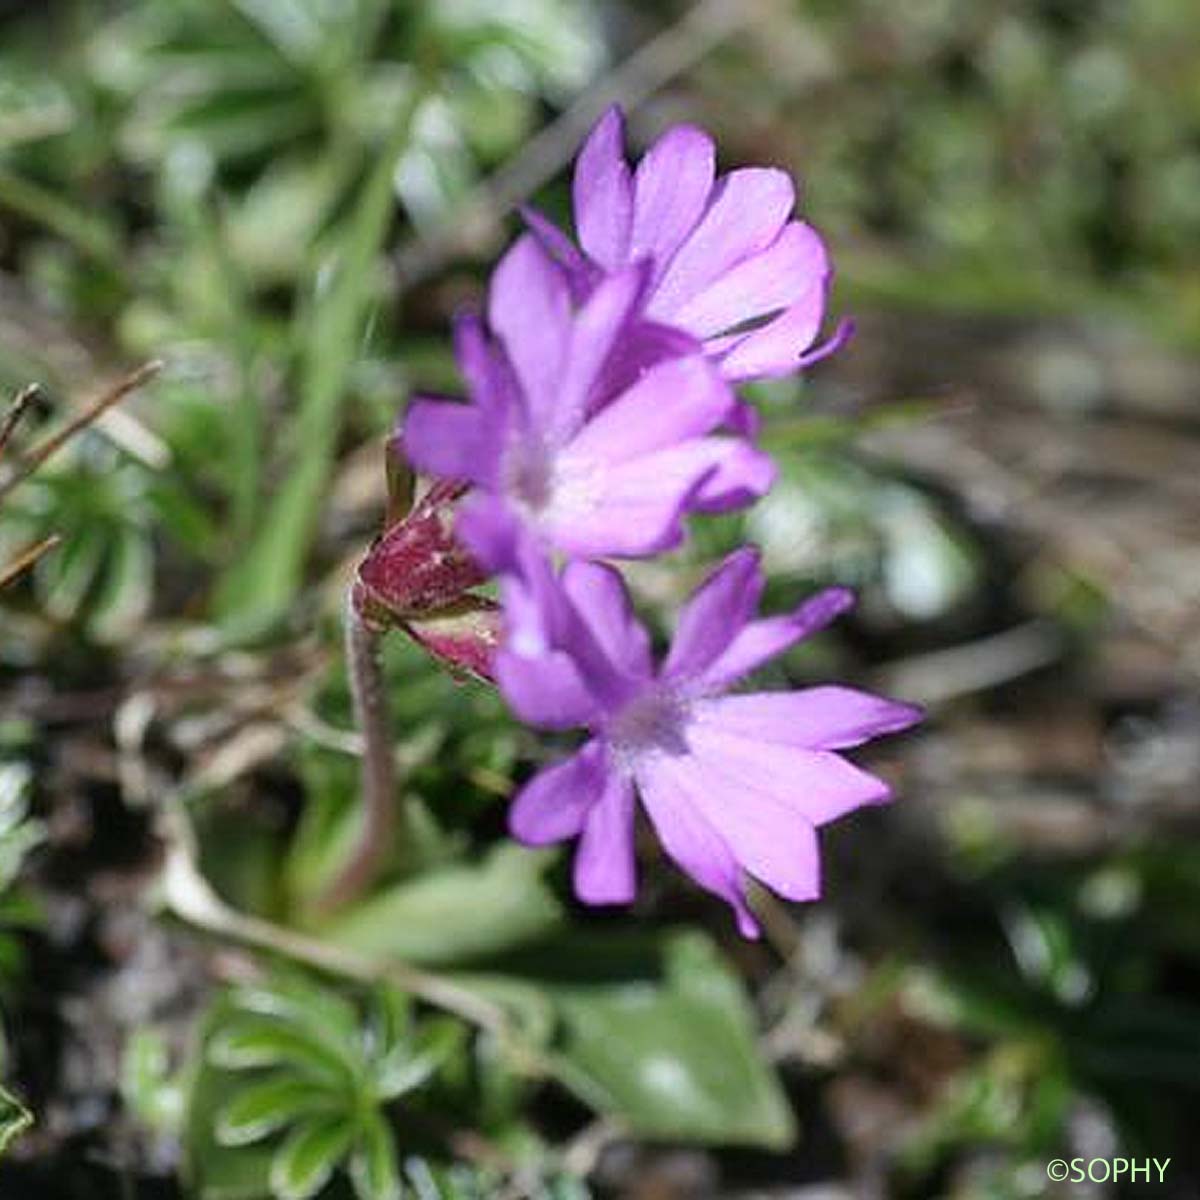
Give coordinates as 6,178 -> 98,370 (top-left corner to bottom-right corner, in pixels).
358,107 -> 920,936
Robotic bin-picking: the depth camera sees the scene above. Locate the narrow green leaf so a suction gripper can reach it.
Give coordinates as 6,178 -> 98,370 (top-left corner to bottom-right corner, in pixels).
371,985 -> 412,1062
0,1083 -> 32,1157
0,167 -> 121,266
269,1115 -> 356,1200
349,1110 -> 401,1200
373,1016 -> 462,1101
207,1018 -> 353,1086
216,1074 -> 338,1148
88,523 -> 154,642
229,975 -> 362,1052
215,91 -> 421,634
38,530 -> 105,621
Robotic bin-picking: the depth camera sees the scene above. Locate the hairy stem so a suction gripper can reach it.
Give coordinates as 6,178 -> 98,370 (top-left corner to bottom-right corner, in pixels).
316,590 -> 400,911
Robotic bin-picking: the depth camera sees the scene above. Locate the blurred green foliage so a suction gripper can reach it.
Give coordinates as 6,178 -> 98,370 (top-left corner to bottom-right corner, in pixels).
0,0 -> 603,636
0,761 -> 42,1160
705,0 -> 1200,340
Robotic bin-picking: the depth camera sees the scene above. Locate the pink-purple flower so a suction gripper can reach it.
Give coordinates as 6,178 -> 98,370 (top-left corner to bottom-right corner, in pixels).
478,527 -> 921,937
403,234 -> 773,563
364,103 -> 921,937
523,106 -> 852,385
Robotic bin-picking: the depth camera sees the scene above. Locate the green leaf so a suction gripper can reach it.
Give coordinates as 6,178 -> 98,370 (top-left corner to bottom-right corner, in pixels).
0,763 -> 43,893
207,1018 -> 354,1087
315,844 -> 562,967
225,153 -> 355,283
0,1082 -> 32,1157
215,91 -> 420,635
373,1016 -> 463,1101
229,975 -> 362,1052
88,522 -> 155,642
216,1075 -> 338,1148
495,931 -> 794,1149
0,166 -> 121,265
121,1028 -> 184,1134
269,1114 -> 356,1200
349,1109 -> 401,1200
370,985 -> 412,1061
185,1000 -> 293,1198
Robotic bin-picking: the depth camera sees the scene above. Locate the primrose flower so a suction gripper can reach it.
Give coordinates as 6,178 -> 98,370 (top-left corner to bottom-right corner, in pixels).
403,234 -> 773,562
477,525 -> 921,937
523,106 -> 852,385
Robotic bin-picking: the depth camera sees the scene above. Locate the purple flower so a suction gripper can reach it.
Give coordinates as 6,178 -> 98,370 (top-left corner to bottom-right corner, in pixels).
403,234 -> 773,563
485,533 -> 922,937
523,106 -> 853,385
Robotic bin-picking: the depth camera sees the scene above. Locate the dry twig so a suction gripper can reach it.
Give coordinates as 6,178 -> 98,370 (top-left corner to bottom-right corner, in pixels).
0,383 -> 40,459
0,534 -> 60,590
0,360 -> 162,504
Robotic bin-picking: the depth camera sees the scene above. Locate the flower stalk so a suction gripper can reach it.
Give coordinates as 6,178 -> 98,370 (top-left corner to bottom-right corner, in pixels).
316,589 -> 400,912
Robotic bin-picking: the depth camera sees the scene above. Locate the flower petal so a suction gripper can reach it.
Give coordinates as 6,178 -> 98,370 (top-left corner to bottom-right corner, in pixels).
451,313 -> 511,417
573,106 -> 633,270
563,355 -> 734,464
648,168 -> 795,322
509,740 -> 606,845
458,498 -> 564,654
462,501 -> 632,708
403,398 -> 495,486
692,688 -> 923,750
495,647 -> 600,730
672,221 -> 828,340
487,235 -> 571,426
545,439 -> 733,559
663,547 -> 764,683
519,204 -> 593,295
691,440 -> 776,513
562,561 -> 653,682
591,320 -> 700,407
685,721 -> 892,827
719,304 -> 852,383
573,769 -> 637,904
630,123 -> 715,276
552,262 -> 648,443
653,752 -> 821,902
636,757 -> 759,937
696,586 -> 855,691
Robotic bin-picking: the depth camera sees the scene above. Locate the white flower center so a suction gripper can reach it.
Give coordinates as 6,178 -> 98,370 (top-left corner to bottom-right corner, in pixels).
506,445 -> 555,511
505,445 -> 601,525
608,686 -> 690,770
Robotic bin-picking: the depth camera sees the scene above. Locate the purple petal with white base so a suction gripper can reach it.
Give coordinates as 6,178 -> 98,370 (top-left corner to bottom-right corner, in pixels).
407,236 -> 768,566
494,547 -> 922,936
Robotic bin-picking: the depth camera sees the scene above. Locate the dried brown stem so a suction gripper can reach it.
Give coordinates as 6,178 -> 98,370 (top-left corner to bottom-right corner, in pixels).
0,384 -> 41,460
0,361 -> 161,504
0,534 -> 60,590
